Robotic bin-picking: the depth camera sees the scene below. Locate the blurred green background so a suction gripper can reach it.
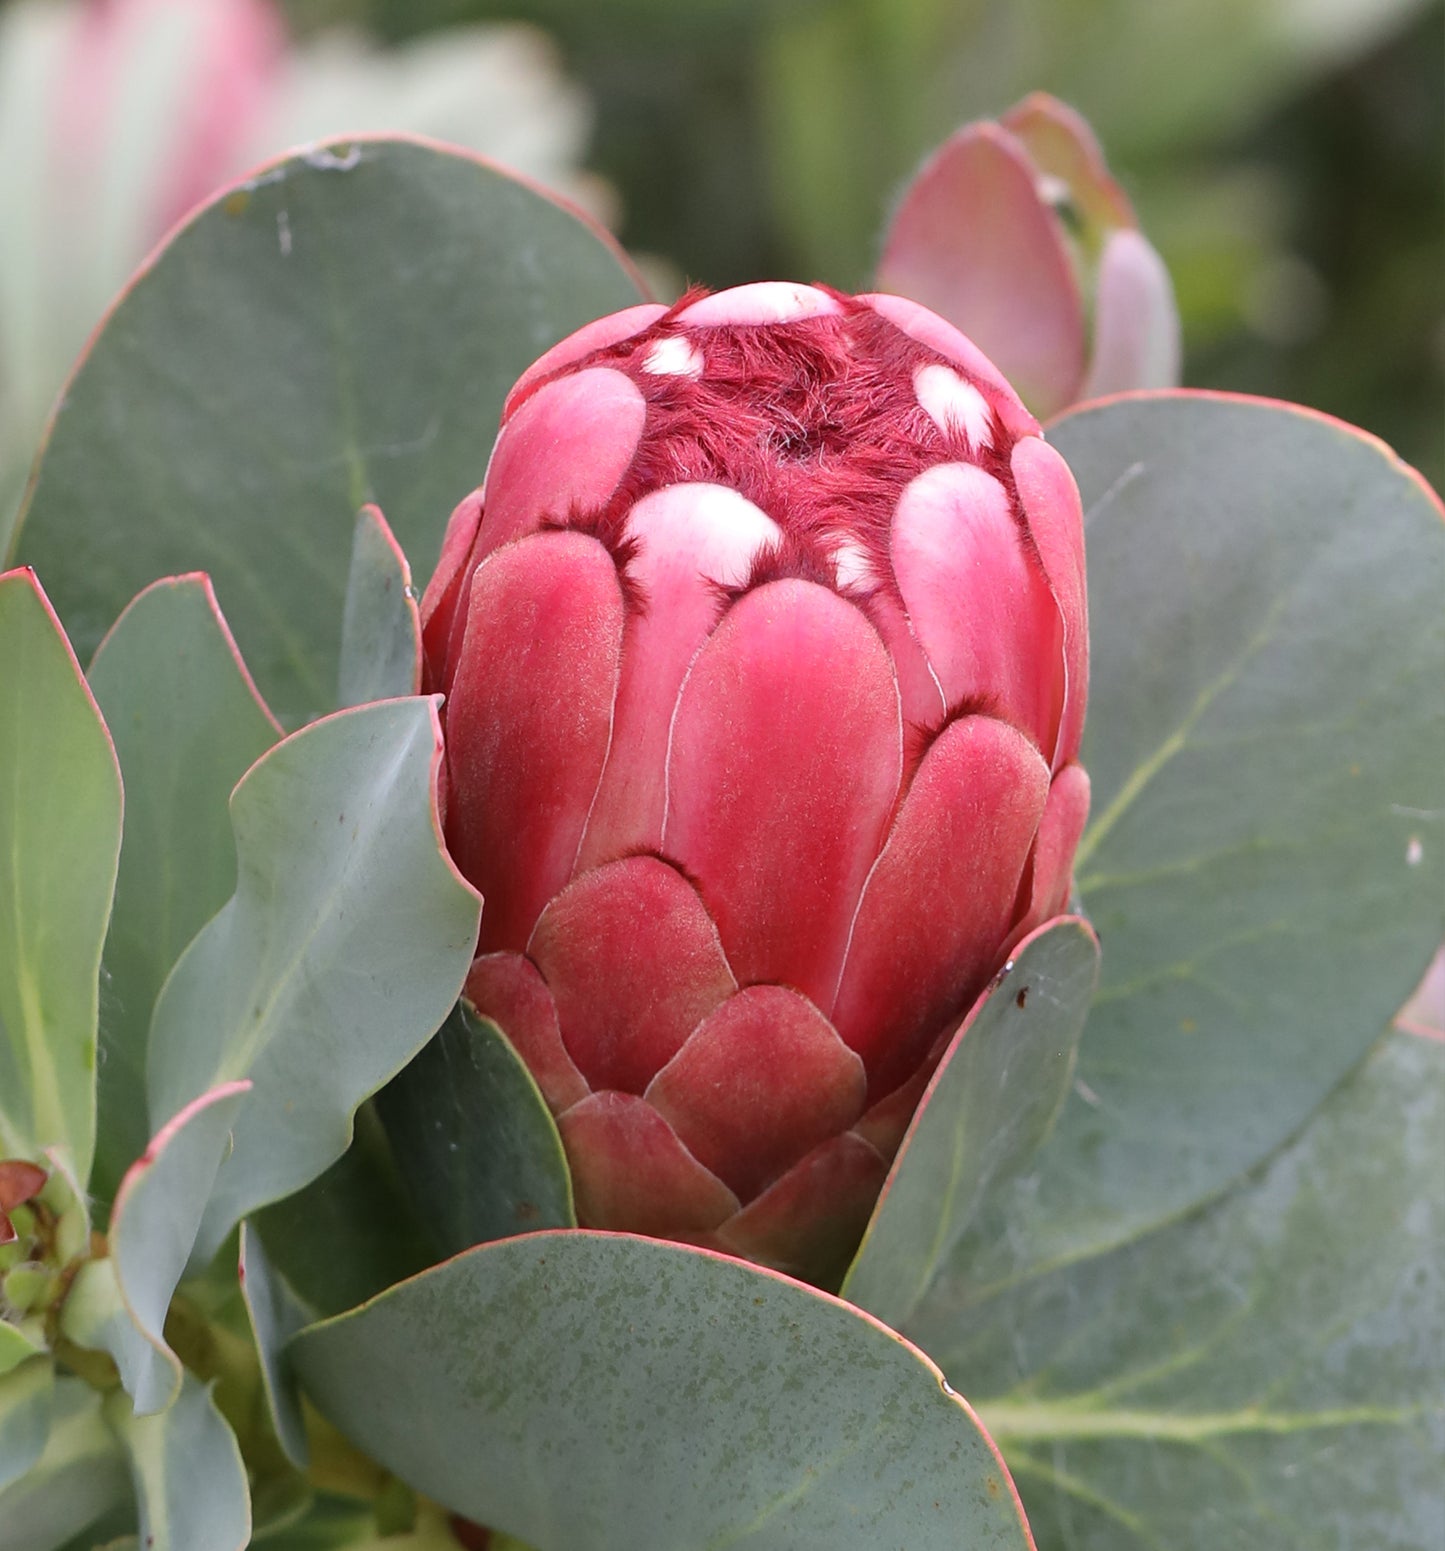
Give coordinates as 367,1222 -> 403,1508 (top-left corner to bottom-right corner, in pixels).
281,0 -> 1444,490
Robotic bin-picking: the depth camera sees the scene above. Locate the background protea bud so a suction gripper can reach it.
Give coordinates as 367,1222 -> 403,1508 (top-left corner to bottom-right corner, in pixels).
877,93 -> 1181,421
420,281 -> 1090,1285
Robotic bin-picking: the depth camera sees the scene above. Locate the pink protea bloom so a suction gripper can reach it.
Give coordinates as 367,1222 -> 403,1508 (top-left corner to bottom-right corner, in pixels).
421,282 -> 1090,1284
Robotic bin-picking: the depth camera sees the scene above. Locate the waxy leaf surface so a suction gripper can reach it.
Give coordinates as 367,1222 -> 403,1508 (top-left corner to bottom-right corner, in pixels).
0,570 -> 121,1184
966,393 -> 1445,1281
376,1002 -> 575,1262
14,139 -> 646,722
107,1373 -> 249,1551
238,1223 -> 312,1469
87,575 -> 279,1207
911,1030 -> 1445,1549
844,918 -> 1098,1329
337,505 -> 421,708
292,1232 -> 1035,1551
146,697 -> 481,1264
106,1083 -> 251,1413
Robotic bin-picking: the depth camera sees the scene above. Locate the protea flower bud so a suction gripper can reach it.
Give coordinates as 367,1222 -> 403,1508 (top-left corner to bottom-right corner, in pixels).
420,282 -> 1090,1284
878,93 -> 1181,420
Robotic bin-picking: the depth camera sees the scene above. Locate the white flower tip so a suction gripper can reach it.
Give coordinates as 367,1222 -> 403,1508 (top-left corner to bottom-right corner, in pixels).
679,283 -> 843,328
642,336 -> 705,377
913,364 -> 993,451
830,539 -> 875,591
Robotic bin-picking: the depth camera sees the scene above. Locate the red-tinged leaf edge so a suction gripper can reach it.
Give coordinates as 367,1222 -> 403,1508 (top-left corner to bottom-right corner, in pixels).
6,133 -> 652,568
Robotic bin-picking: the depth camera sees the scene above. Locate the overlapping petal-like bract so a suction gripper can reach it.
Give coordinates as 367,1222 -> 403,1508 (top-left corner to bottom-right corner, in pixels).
422,282 -> 1090,1284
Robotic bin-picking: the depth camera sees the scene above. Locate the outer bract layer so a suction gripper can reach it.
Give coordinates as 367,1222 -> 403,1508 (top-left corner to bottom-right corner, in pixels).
422,282 -> 1090,1285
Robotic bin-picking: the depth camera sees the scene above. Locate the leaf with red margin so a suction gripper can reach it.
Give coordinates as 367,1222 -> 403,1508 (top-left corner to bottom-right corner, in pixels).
0,568 -> 122,1187
291,1231 -> 1037,1551
917,1030 -> 1445,1551
146,696 -> 481,1266
62,1082 -> 251,1416
12,138 -> 647,724
87,574 -> 280,1210
952,392 -> 1445,1292
842,917 -> 1099,1330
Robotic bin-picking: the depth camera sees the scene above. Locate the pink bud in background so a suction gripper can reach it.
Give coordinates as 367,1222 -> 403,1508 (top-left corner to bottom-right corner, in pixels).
422,283 -> 1090,1284
877,93 -> 1181,421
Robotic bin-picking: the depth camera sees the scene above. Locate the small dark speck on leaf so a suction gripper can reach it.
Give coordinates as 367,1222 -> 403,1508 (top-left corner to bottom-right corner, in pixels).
515,1200 -> 539,1221
222,191 -> 249,217
984,1475 -> 1000,1500
1015,987 -> 1029,1009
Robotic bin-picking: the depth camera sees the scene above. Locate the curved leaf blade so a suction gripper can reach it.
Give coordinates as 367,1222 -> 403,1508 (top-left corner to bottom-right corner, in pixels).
106,1083 -> 252,1414
337,505 -> 421,708
238,1222 -> 312,1470
375,1002 -> 575,1262
968,393 -> 1445,1283
912,1030 -> 1445,1550
292,1231 -> 1036,1551
146,697 -> 481,1264
107,1373 -> 250,1551
86,574 -> 279,1207
13,138 -> 646,721
843,918 -> 1099,1329
0,569 -> 122,1184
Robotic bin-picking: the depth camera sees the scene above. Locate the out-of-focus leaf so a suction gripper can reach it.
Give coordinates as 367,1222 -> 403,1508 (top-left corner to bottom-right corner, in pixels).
107,1373 -> 250,1551
0,1376 -> 131,1551
376,1002 -> 574,1263
0,569 -> 122,1186
87,574 -> 279,1208
0,1356 -> 52,1493
146,697 -> 480,1264
238,1222 -> 312,1469
13,138 -> 645,722
336,505 -> 420,708
0,1324 -> 42,1377
107,1083 -> 251,1413
948,393 -> 1444,1290
911,1030 -> 1445,1550
292,1231 -> 1036,1551
843,917 -> 1098,1329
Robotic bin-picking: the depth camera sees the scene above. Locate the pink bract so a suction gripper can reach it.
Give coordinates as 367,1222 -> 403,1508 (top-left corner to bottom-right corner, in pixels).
422,282 -> 1090,1285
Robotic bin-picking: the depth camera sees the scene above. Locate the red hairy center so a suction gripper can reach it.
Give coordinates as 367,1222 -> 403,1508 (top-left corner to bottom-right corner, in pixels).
520,292 -> 1024,597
